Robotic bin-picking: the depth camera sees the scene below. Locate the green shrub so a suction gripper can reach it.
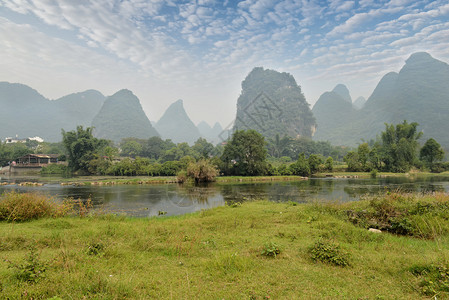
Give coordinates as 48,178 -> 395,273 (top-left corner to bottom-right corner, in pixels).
261,242 -> 281,258
186,159 -> 218,183
176,170 -> 188,183
308,240 -> 350,267
40,164 -> 68,174
6,246 -> 47,283
346,192 -> 449,239
86,241 -> 105,256
410,264 -> 449,296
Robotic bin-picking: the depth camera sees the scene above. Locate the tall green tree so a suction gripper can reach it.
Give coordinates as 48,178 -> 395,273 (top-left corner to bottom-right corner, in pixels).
221,130 -> 267,176
289,153 -> 310,176
267,134 -> 292,158
62,126 -> 110,173
380,121 -> 422,172
0,142 -> 30,166
192,138 -> 214,159
420,138 -> 444,170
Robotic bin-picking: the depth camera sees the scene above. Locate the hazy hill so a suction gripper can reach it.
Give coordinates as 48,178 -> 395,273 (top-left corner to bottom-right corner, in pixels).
0,82 -> 105,141
332,84 -> 352,103
54,90 -> 105,130
353,96 -> 366,109
233,67 -> 316,139
155,99 -> 201,144
197,121 -> 223,144
312,86 -> 355,145
312,52 -> 449,147
91,89 -> 158,142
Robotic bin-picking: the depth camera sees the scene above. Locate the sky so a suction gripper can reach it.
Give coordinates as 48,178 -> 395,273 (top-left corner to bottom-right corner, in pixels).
1,0 -> 449,128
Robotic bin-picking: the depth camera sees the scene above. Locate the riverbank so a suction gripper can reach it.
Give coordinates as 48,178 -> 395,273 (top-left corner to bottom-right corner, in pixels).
5,171 -> 448,186
1,192 -> 448,298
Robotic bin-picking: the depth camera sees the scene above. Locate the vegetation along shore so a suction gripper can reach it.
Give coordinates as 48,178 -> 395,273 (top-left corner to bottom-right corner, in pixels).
1,191 -> 449,298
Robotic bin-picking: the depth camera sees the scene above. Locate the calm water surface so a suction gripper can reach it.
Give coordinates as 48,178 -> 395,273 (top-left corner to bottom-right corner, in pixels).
1,175 -> 449,217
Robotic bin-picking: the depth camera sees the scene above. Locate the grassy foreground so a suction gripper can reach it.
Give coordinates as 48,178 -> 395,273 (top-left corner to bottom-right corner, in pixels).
1,193 -> 449,299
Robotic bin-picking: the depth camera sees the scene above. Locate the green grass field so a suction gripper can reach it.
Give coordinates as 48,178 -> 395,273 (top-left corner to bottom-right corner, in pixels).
1,192 -> 449,299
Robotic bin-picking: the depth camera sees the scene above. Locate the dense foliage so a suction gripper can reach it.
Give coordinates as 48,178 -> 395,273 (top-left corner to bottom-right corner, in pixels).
344,121 -> 446,173
221,130 -> 268,176
62,126 -> 110,173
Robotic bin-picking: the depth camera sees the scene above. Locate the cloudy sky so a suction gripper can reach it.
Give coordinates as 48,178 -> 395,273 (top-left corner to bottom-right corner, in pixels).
1,0 -> 448,127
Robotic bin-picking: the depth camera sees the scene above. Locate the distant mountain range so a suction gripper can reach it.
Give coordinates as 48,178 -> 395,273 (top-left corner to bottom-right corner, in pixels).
312,52 -> 449,148
0,83 -> 105,141
197,121 -> 223,145
0,83 -> 221,144
1,51 -> 448,148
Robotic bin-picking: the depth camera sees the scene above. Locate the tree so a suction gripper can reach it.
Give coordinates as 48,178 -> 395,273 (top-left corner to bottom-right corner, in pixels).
420,138 -> 444,170
62,126 -> 110,173
289,153 -> 310,176
344,151 -> 361,172
325,156 -> 333,172
192,138 -> 214,159
120,138 -> 144,158
142,137 -> 175,160
308,154 -> 324,174
267,134 -> 292,158
357,143 -> 370,171
380,121 -> 422,172
0,142 -> 29,166
221,130 -> 267,176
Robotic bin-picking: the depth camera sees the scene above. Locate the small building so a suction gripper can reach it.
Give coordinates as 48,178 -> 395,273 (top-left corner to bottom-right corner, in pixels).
10,154 -> 61,175
5,136 -> 44,144
16,154 -> 59,166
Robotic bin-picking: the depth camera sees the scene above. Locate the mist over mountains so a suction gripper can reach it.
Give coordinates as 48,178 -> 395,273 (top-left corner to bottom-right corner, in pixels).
92,89 -> 159,142
1,52 -> 448,148
154,99 -> 202,145
312,52 -> 449,147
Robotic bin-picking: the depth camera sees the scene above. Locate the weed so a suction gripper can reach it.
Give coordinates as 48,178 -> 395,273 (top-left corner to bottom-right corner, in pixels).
86,241 -> 105,256
6,246 -> 47,283
228,201 -> 242,208
261,242 -> 281,258
410,263 -> 449,296
308,240 -> 350,267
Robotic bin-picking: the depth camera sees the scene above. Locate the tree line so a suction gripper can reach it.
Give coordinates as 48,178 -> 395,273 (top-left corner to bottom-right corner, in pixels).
1,120 -> 446,178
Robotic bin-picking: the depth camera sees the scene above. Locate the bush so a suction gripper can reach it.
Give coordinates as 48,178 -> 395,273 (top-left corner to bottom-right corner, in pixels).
0,192 -> 70,222
40,164 -> 68,175
346,192 -> 449,239
176,170 -> 188,183
186,159 -> 218,183
410,263 -> 449,296
261,242 -> 281,258
289,153 -> 310,176
6,246 -> 47,283
308,240 -> 350,267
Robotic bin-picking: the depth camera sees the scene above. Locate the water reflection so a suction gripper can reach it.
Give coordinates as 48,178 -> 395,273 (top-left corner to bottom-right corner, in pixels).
1,175 -> 449,217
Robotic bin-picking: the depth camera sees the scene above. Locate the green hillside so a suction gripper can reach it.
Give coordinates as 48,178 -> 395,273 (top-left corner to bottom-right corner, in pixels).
91,89 -> 159,142
233,67 -> 316,140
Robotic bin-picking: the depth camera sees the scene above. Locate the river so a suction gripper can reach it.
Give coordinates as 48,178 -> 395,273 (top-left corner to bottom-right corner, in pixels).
1,175 -> 449,217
